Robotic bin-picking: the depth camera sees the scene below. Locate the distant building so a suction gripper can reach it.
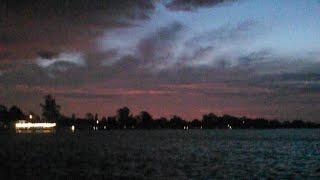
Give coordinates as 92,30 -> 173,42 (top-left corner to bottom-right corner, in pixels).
15,117 -> 56,133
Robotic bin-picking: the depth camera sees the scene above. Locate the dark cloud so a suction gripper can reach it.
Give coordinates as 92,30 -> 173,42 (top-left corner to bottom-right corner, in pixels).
0,51 -> 12,61
0,53 -> 151,87
238,49 -> 273,66
187,20 -> 257,46
0,64 -> 50,86
0,0 -> 156,61
2,53 -> 320,120
166,0 -> 237,11
2,20 -> 259,89
268,73 -> 320,82
37,51 -> 59,59
55,92 -> 116,100
3,0 -> 155,23
137,22 -> 184,68
0,32 -> 17,45
178,46 -> 215,65
253,72 -> 320,87
179,20 -> 259,67
1,0 -> 320,121
0,0 -> 158,87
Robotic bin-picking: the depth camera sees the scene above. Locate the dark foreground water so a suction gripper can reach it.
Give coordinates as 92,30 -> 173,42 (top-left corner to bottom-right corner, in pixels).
0,130 -> 320,179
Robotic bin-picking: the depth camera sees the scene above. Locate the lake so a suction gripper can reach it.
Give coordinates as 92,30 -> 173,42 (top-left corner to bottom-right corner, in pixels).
0,129 -> 320,179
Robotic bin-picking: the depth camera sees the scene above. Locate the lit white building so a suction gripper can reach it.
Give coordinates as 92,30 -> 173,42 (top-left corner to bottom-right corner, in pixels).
15,119 -> 56,133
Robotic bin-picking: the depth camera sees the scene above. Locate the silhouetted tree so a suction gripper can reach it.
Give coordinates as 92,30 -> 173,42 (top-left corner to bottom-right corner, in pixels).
101,116 -> 107,128
95,114 -> 99,121
58,115 -> 73,127
72,113 -> 76,119
117,107 -> 130,129
202,113 -> 218,129
252,118 -> 269,129
292,120 -> 305,128
127,116 -> 137,129
239,116 -> 250,129
269,119 -> 281,129
2,100 -> 320,130
170,115 -> 186,129
8,106 -> 25,121
107,116 -> 118,129
282,121 -> 291,128
220,114 -> 242,129
71,113 -> 76,124
0,105 -> 9,127
154,117 -> 169,129
137,111 -> 153,129
0,105 -> 7,114
40,95 -> 61,122
86,113 -> 94,121
190,119 -> 202,129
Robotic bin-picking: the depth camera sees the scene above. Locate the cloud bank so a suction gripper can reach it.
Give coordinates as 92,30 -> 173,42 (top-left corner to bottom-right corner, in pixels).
1,0 -> 320,121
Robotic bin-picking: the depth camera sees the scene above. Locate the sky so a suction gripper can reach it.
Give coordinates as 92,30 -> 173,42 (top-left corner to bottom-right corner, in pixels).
1,0 -> 320,121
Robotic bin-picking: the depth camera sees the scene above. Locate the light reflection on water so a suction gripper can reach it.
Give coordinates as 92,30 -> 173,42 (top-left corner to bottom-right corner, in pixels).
1,129 -> 320,179
15,129 -> 55,134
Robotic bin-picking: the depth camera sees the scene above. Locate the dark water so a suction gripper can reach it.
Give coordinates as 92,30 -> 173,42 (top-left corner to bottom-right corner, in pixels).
1,130 -> 320,179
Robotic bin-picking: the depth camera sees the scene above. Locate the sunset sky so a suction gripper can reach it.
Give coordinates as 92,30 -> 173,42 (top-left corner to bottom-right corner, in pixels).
1,0 -> 320,121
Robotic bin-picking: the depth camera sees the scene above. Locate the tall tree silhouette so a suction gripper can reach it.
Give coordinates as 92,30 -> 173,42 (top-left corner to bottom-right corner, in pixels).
154,117 -> 169,129
117,107 -> 130,129
138,111 -> 153,129
86,113 -> 94,121
202,113 -> 218,129
8,106 -> 25,121
40,95 -> 61,123
170,115 -> 186,129
0,105 -> 9,126
190,119 -> 202,129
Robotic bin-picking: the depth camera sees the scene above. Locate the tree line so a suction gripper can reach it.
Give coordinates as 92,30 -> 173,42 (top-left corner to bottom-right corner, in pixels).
1,95 -> 319,130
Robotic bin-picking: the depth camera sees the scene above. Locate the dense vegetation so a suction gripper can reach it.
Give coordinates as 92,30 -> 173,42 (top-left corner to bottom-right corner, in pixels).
0,95 -> 319,130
